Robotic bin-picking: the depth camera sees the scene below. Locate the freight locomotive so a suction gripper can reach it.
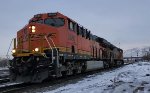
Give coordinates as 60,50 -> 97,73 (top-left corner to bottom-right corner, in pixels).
10,12 -> 124,83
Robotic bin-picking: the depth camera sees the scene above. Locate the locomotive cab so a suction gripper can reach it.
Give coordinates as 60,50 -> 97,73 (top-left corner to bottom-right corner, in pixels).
13,12 -> 67,55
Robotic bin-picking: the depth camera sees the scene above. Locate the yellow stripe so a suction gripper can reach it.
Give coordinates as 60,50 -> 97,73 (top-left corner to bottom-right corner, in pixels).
14,46 -> 91,57
14,53 -> 33,57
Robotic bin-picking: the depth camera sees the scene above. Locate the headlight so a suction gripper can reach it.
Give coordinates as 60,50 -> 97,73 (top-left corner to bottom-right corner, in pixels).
32,29 -> 36,33
32,26 -> 36,30
12,49 -> 16,53
35,48 -> 39,52
31,26 -> 36,33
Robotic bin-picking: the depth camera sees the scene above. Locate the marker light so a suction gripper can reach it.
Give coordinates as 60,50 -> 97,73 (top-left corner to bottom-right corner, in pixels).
12,49 -> 16,53
35,48 -> 39,52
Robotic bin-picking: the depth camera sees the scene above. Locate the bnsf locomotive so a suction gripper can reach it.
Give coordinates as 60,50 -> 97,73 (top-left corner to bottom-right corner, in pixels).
10,12 -> 123,83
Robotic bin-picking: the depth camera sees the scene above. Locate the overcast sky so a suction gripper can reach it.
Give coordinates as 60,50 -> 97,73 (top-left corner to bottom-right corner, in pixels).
0,0 -> 150,57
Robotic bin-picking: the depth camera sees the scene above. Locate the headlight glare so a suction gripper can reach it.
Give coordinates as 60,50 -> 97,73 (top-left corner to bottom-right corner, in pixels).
35,48 -> 39,52
31,26 -> 36,33
31,26 -> 36,30
12,49 -> 16,53
32,29 -> 36,33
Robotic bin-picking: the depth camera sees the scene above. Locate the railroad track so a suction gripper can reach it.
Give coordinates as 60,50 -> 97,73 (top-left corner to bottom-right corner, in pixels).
0,78 -> 10,84
0,83 -> 31,93
0,69 -> 10,85
0,62 -> 133,93
0,69 -> 10,84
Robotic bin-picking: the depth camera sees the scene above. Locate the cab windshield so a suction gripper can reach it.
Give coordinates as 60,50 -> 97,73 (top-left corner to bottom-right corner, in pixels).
44,18 -> 65,27
30,19 -> 43,24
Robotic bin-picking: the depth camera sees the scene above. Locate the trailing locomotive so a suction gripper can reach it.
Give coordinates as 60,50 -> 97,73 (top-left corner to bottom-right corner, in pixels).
10,12 -> 124,83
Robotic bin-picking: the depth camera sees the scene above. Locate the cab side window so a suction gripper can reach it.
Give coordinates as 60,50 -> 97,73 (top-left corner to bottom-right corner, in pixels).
77,26 -> 82,36
68,19 -> 76,32
69,21 -> 74,30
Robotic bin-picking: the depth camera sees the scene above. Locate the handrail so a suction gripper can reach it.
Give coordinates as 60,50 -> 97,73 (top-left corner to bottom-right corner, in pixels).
44,36 -> 54,64
48,37 -> 59,67
6,38 -> 14,67
6,38 -> 13,59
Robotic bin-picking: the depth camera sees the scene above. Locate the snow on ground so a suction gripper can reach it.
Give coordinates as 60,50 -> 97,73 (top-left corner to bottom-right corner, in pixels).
44,62 -> 150,93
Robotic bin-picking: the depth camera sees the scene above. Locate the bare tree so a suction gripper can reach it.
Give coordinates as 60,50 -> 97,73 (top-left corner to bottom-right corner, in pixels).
0,58 -> 9,67
142,48 -> 150,61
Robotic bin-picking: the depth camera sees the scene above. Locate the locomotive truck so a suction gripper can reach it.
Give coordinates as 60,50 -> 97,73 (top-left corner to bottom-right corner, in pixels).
10,12 -> 124,83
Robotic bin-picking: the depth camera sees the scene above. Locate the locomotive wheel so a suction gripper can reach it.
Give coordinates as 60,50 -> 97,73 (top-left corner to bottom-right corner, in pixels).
66,69 -> 73,75
66,62 -> 73,75
121,60 -> 124,65
73,66 -> 82,74
103,61 -> 110,69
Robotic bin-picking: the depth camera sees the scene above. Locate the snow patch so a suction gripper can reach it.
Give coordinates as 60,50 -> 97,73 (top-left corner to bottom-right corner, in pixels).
44,62 -> 150,93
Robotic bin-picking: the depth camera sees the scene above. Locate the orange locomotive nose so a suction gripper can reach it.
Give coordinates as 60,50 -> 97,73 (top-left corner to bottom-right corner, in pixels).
17,22 -> 60,54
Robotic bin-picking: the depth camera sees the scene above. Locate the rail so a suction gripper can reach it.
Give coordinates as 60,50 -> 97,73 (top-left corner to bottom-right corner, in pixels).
0,78 -> 10,84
